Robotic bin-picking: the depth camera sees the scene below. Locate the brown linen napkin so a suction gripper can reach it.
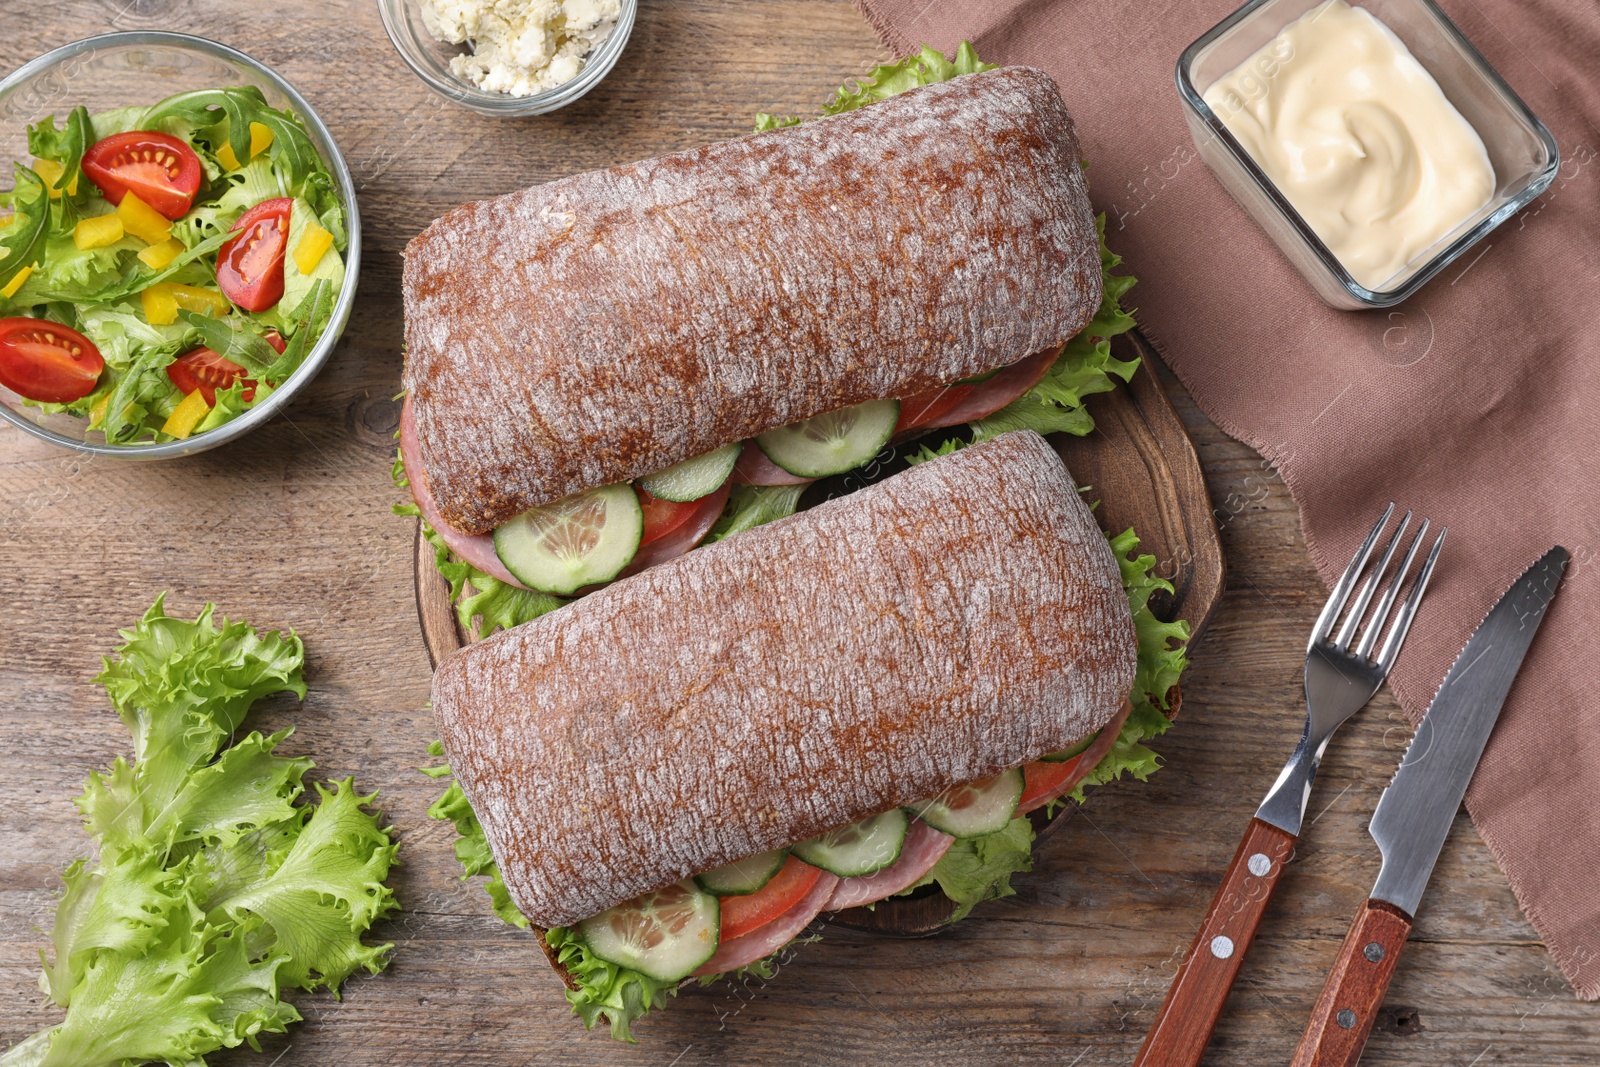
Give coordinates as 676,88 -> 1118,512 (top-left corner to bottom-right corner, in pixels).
852,0 -> 1600,998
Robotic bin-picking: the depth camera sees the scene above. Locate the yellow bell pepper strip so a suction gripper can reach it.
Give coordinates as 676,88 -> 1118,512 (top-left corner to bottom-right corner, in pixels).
294,221 -> 333,275
31,158 -> 78,198
117,192 -> 172,244
88,391 -> 111,430
136,237 -> 185,271
168,284 -> 231,316
161,388 -> 211,439
141,284 -> 180,325
249,121 -> 274,158
216,121 -> 275,171
74,214 -> 124,250
1,265 -> 32,299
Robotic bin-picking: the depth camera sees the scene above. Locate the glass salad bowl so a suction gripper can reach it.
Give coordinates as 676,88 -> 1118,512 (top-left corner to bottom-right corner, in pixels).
0,31 -> 360,458
377,0 -> 637,117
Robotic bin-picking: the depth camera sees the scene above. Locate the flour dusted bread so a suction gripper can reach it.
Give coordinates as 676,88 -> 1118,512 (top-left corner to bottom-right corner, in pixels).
403,66 -> 1101,535
433,431 -> 1136,929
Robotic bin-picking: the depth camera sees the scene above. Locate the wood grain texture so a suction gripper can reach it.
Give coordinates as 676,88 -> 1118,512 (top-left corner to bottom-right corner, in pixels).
1,2 -> 1596,1064
1291,900 -> 1414,1067
1134,816 -> 1297,1066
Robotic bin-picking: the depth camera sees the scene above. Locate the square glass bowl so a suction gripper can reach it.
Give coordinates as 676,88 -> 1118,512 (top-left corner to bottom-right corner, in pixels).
1177,0 -> 1558,309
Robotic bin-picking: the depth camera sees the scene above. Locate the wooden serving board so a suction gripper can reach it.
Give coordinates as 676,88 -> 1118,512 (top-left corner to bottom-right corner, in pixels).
412,330 -> 1223,935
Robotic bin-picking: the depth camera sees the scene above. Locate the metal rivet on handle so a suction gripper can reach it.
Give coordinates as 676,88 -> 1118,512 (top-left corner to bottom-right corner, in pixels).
1337,1009 -> 1358,1029
1364,942 -> 1385,963
1210,936 -> 1235,959
1248,853 -> 1272,877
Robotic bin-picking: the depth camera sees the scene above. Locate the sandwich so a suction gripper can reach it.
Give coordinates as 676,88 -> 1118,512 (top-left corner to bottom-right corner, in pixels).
426,431 -> 1189,1039
395,50 -> 1140,640
405,44 -> 1191,1040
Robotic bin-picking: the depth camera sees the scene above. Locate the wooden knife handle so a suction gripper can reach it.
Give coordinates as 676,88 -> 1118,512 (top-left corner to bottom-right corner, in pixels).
1133,817 -> 1297,1067
1290,898 -> 1413,1067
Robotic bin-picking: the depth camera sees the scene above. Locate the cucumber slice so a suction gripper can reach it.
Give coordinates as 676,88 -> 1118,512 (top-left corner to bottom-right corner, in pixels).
908,769 -> 1023,838
956,367 -> 1001,385
577,880 -> 720,982
637,442 -> 741,503
695,848 -> 787,896
1039,729 -> 1101,763
492,483 -> 642,596
791,809 -> 908,877
755,399 -> 900,478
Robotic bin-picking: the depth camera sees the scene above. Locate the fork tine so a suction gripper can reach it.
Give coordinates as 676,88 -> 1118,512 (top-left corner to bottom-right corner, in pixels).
1309,503 -> 1395,651
1375,526 -> 1447,674
1334,510 -> 1411,650
1355,517 -> 1429,660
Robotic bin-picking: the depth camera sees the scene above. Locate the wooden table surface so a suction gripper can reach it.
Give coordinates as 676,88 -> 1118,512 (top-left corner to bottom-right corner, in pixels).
1,2 -> 1594,1064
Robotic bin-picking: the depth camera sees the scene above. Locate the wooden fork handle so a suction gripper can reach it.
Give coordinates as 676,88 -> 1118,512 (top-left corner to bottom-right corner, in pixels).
1133,817 -> 1297,1067
1290,898 -> 1412,1067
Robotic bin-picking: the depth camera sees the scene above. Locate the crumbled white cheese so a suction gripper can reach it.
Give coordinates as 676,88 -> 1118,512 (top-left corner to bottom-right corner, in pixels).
420,0 -> 620,97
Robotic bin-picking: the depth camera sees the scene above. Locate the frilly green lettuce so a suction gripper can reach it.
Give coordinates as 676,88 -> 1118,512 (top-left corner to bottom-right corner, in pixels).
3,597 -> 397,1067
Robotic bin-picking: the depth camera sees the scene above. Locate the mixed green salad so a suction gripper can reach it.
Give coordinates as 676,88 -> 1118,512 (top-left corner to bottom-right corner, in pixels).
0,596 -> 396,1067
406,44 -> 1193,1043
0,87 -> 346,444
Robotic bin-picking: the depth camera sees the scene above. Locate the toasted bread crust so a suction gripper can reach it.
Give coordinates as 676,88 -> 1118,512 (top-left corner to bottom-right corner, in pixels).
403,67 -> 1101,534
434,432 -> 1136,929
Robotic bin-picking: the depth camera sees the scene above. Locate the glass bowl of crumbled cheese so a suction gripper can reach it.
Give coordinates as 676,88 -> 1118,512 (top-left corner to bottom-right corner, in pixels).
378,0 -> 635,115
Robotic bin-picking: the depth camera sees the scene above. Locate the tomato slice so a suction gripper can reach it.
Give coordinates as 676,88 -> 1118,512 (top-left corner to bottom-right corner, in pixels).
216,198 -> 292,312
167,347 -> 256,405
0,317 -> 104,404
716,854 -> 823,941
635,485 -> 702,546
894,383 -> 974,434
1017,755 -> 1088,813
262,328 -> 287,355
82,131 -> 203,220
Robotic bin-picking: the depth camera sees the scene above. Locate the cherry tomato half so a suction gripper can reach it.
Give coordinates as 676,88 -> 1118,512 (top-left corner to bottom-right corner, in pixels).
216,198 -> 292,313
635,485 -> 702,545
167,347 -> 255,405
0,317 -> 104,404
717,855 -> 823,941
82,131 -> 203,220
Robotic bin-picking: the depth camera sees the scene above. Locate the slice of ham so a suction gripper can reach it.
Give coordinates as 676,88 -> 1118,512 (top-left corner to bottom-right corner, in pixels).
1018,699 -> 1134,814
617,480 -> 731,578
823,818 -> 954,912
400,396 -> 529,589
732,439 -> 814,486
692,870 -> 839,977
916,346 -> 1061,431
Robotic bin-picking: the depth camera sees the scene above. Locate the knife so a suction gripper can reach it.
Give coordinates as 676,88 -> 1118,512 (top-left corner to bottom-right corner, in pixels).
1290,545 -> 1568,1067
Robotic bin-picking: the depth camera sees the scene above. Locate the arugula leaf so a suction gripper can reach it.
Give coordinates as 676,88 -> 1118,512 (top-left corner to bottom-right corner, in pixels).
262,275 -> 335,385
0,165 -> 49,295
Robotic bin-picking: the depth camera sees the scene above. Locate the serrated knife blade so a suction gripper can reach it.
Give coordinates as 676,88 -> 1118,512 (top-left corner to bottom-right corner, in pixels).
1368,545 -> 1568,917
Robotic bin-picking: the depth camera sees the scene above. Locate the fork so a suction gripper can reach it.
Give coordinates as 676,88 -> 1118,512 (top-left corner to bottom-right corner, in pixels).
1133,504 -> 1446,1067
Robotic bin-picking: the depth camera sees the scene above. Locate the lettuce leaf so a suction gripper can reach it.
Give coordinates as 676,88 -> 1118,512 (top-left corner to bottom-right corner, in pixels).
902,816 -> 1036,922
543,926 -> 677,1043
1062,528 -> 1190,804
4,597 -> 397,1067
423,746 -> 529,930
755,42 -> 996,130
393,453 -> 566,639
704,483 -> 806,543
